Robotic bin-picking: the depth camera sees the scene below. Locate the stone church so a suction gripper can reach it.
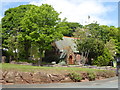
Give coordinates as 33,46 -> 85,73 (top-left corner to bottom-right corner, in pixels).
52,36 -> 82,65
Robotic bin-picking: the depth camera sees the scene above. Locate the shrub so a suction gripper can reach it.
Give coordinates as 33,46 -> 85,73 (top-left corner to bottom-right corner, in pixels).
103,70 -> 115,78
69,72 -> 82,82
43,55 -> 60,63
88,72 -> 96,81
92,56 -> 105,66
17,59 -> 38,64
92,48 -> 113,66
58,60 -> 67,66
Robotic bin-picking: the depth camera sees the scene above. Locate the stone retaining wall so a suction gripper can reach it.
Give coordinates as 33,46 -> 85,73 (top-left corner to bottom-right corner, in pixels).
0,70 -> 116,85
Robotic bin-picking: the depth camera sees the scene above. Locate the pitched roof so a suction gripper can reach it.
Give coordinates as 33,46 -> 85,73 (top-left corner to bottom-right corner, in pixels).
55,36 -> 79,53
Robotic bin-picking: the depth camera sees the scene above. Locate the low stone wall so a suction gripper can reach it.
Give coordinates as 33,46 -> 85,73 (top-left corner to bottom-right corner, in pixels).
10,61 -> 32,66
0,70 -> 116,85
48,65 -> 116,71
9,61 -> 117,71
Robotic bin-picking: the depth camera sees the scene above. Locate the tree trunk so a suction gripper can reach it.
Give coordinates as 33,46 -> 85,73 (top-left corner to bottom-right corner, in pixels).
24,41 -> 31,60
38,49 -> 44,66
88,57 -> 91,65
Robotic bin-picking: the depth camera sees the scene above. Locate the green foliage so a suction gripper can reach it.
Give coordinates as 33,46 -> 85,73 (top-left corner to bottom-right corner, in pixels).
105,39 -> 118,58
43,55 -> 60,63
16,59 -> 38,64
93,56 -> 104,66
116,27 -> 120,56
2,4 -> 119,66
93,39 -> 117,66
64,22 -> 83,36
74,23 -> 119,66
2,4 -> 70,64
75,29 -> 104,64
88,72 -> 96,81
2,4 -> 37,60
92,48 -> 113,66
20,4 -> 70,64
69,72 -> 82,82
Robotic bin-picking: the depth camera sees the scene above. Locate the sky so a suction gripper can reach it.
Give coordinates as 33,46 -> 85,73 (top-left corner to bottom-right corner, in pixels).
1,0 -> 119,27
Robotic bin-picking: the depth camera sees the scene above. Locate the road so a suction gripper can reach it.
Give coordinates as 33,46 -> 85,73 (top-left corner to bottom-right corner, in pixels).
2,77 -> 118,88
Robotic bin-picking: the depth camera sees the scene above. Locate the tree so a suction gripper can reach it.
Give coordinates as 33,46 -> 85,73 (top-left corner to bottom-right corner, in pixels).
116,27 -> 120,56
105,39 -> 118,58
63,22 -> 82,36
2,4 -> 70,64
74,23 -> 119,66
92,47 -> 113,66
85,23 -> 110,43
20,4 -> 70,65
74,27 -> 104,65
2,4 -> 37,61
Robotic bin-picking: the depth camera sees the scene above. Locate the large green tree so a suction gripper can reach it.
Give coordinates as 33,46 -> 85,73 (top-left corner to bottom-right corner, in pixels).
20,4 -> 70,65
2,4 -> 70,64
74,23 -> 118,66
74,27 -> 104,65
2,4 -> 37,61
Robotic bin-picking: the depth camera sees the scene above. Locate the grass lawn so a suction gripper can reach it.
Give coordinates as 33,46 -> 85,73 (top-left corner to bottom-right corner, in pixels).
0,63 -> 114,74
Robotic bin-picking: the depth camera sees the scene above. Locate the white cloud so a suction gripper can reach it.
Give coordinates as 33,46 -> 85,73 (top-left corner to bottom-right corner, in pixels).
29,0 -> 116,26
1,0 -> 120,2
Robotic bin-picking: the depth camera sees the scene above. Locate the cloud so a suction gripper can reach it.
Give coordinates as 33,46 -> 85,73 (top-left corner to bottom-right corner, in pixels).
29,0 -> 116,26
2,0 -> 120,2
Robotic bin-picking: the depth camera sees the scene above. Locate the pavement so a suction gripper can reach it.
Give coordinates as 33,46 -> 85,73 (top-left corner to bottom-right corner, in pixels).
2,76 -> 119,88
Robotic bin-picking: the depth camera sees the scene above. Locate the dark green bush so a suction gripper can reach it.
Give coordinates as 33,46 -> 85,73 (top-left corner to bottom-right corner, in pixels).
18,59 -> 38,64
43,55 -> 60,63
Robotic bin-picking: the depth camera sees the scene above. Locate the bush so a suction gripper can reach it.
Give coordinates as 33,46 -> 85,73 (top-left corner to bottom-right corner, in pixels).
92,48 -> 113,66
43,55 -> 60,63
88,72 -> 96,81
17,59 -> 38,64
58,60 -> 66,66
92,56 -> 105,66
69,72 -> 82,82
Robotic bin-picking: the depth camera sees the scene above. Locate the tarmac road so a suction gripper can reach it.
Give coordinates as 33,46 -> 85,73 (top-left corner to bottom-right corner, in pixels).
2,76 -> 118,88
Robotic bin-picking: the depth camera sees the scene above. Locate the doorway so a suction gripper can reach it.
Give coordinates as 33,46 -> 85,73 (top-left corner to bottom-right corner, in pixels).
69,55 -> 73,64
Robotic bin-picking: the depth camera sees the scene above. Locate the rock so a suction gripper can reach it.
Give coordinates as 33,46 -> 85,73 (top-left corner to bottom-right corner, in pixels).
0,80 -> 5,83
39,72 -> 51,83
81,78 -> 89,82
32,72 -> 52,83
61,77 -> 72,83
4,83 -> 14,85
4,71 -> 15,83
51,62 -> 56,64
32,72 -> 41,83
14,72 -> 26,84
49,74 -> 65,82
10,61 -> 16,64
2,71 -> 8,78
15,76 -> 26,84
0,70 -> 3,80
20,72 -> 33,84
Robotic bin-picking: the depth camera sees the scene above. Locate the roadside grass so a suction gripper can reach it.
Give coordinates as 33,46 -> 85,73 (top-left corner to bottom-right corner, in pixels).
0,63 -> 113,74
